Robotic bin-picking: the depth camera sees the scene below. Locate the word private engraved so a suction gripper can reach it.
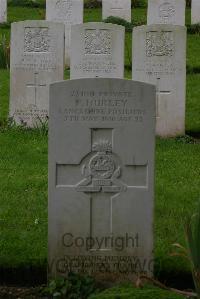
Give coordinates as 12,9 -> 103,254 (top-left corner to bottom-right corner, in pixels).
76,140 -> 126,193
159,2 -> 175,20
84,29 -> 112,55
24,27 -> 50,52
146,31 -> 174,57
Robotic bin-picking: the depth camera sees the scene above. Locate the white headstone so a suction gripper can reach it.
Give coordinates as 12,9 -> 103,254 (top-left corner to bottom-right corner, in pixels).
191,0 -> 200,24
147,0 -> 185,25
0,0 -> 7,23
132,25 -> 186,137
102,0 -> 131,22
46,0 -> 83,66
70,22 -> 125,79
48,78 -> 156,281
9,21 -> 65,127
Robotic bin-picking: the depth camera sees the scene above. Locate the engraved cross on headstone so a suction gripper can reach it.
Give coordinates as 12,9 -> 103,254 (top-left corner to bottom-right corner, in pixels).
56,128 -> 147,251
26,72 -> 46,106
156,77 -> 171,118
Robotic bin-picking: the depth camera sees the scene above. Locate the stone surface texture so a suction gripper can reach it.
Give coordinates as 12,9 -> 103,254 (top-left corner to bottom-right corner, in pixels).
48,78 -> 156,281
132,24 -> 186,137
147,0 -> 185,25
191,0 -> 200,24
9,21 -> 65,127
70,22 -> 125,79
46,0 -> 83,66
102,0 -> 131,22
0,0 -> 7,23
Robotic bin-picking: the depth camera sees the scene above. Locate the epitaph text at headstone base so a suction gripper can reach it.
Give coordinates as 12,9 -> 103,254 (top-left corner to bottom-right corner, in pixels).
0,0 -> 7,23
48,78 -> 156,281
132,25 -> 186,137
191,0 -> 200,24
9,21 -> 65,127
147,0 -> 185,26
70,23 -> 125,79
102,0 -> 131,22
46,0 -> 83,66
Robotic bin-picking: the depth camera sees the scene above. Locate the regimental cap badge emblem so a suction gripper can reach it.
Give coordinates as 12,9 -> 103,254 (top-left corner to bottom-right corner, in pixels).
76,140 -> 126,193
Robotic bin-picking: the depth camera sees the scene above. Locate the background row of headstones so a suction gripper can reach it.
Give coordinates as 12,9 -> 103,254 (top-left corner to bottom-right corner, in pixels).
3,0 -> 195,281
10,19 -> 186,137
1,0 -> 200,24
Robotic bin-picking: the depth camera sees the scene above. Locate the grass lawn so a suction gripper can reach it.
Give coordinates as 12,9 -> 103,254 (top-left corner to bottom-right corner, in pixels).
186,74 -> 200,134
187,35 -> 200,70
89,284 -> 186,299
0,4 -> 200,291
0,128 -> 47,268
0,70 -> 9,125
0,128 -> 199,281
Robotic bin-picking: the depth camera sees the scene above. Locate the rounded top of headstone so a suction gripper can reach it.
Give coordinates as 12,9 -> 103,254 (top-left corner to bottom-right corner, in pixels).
11,20 -> 65,29
72,22 -> 125,31
133,24 -> 187,32
50,78 -> 156,91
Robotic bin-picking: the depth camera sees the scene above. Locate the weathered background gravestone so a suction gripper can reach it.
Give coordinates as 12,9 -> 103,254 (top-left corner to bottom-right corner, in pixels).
132,25 -> 186,137
0,0 -> 7,23
102,0 -> 131,22
9,21 -> 65,127
70,23 -> 125,79
191,0 -> 200,24
46,0 -> 83,66
147,0 -> 185,25
48,78 -> 156,281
